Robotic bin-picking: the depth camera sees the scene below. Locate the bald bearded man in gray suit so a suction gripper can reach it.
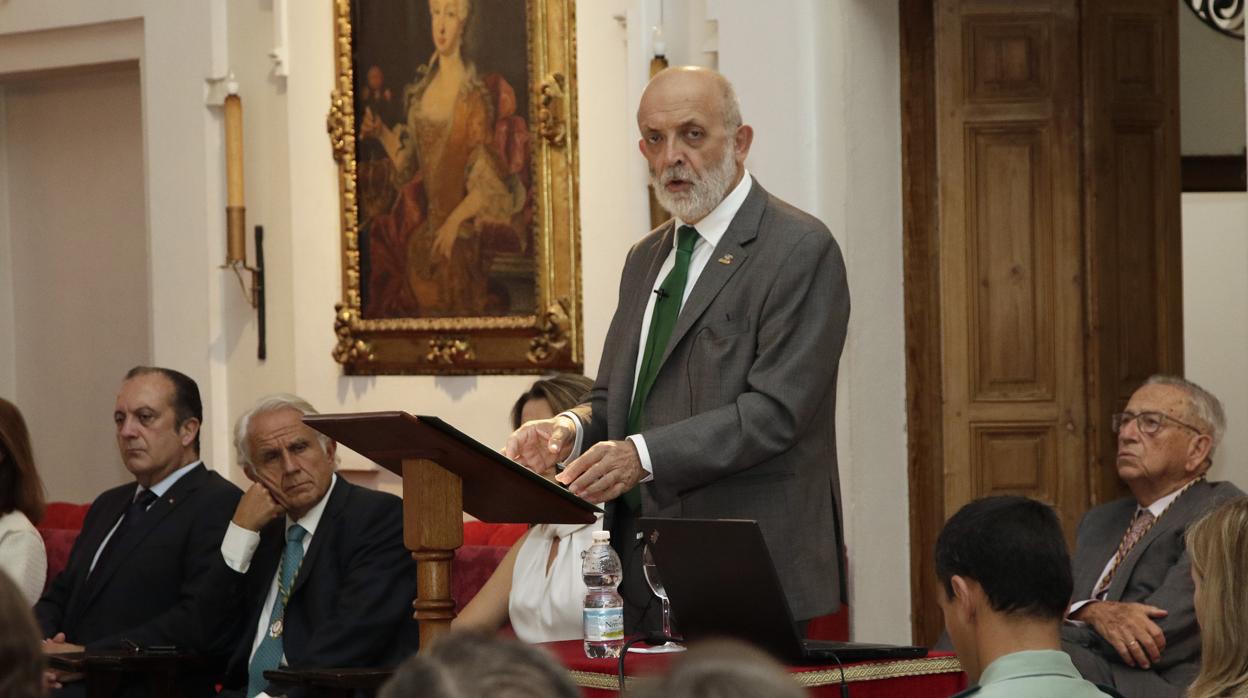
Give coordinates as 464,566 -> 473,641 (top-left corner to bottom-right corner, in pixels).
506,66 -> 850,632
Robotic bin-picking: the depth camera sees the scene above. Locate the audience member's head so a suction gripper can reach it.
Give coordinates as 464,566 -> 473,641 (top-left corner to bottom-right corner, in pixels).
0,570 -> 45,697
934,495 -> 1073,682
0,398 -> 45,525
637,638 -> 804,698
114,367 -> 203,487
234,394 -> 338,520
1185,497 -> 1248,698
1113,375 -> 1223,505
510,374 -> 594,429
378,631 -> 578,698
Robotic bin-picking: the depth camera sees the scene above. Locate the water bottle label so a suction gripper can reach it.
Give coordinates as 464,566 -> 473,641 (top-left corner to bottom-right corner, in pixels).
583,607 -> 624,641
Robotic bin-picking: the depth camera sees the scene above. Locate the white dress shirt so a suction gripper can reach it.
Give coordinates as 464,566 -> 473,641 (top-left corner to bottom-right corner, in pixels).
88,459 -> 203,573
1067,486 -> 1187,619
561,171 -> 754,479
220,474 -> 338,669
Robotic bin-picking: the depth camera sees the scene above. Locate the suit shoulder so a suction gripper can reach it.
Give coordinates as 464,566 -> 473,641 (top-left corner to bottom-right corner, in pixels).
195,468 -> 244,504
340,481 -> 404,520
760,191 -> 835,239
630,222 -> 673,257
1207,479 -> 1247,502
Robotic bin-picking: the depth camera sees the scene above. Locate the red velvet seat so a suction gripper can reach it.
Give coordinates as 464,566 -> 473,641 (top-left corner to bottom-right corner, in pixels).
36,501 -> 91,592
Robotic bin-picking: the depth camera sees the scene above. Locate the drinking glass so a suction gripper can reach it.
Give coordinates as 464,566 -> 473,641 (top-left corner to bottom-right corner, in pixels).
641,542 -> 685,652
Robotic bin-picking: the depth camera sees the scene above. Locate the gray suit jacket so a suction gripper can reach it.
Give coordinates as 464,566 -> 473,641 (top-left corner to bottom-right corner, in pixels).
572,177 -> 850,620
1062,479 -> 1245,697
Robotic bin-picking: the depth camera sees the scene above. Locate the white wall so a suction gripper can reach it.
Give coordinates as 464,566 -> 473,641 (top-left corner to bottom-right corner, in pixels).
0,1 -> 230,482
1,66 -> 147,501
1183,197 -> 1248,490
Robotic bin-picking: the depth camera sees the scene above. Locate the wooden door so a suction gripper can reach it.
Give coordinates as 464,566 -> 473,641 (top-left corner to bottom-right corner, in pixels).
902,0 -> 1182,645
1082,0 -> 1184,504
934,0 -> 1088,537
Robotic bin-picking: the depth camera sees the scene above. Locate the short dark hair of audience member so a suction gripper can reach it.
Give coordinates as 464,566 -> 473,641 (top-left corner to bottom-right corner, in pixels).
0,398 -> 45,525
378,632 -> 578,698
124,366 -> 203,453
0,570 -> 45,697
510,374 -> 594,430
637,638 -> 805,698
1185,497 -> 1248,698
934,495 -> 1074,680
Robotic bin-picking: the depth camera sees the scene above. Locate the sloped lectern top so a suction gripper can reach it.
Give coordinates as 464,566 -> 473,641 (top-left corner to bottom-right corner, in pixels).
304,411 -> 599,525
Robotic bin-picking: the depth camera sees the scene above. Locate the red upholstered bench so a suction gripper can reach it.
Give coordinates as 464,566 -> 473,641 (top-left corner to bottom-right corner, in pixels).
453,522 -> 527,612
37,501 -> 91,592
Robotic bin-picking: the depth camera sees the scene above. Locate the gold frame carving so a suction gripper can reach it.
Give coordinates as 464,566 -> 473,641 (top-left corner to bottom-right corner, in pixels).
328,0 -> 582,375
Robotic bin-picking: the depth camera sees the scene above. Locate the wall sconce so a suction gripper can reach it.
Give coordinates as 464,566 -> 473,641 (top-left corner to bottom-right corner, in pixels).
223,79 -> 267,360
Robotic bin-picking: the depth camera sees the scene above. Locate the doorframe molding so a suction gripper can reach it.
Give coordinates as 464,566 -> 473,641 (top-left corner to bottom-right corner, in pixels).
899,0 -> 945,645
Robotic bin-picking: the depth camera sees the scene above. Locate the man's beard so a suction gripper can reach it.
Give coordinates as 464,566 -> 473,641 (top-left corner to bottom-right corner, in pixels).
649,140 -> 738,223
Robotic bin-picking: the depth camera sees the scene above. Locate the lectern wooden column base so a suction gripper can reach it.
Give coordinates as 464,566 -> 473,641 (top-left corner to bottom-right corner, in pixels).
403,458 -> 463,649
304,412 -> 599,654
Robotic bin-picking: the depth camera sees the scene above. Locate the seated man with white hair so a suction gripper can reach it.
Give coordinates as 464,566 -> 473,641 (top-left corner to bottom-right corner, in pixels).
1062,375 -> 1245,697
216,394 -> 418,698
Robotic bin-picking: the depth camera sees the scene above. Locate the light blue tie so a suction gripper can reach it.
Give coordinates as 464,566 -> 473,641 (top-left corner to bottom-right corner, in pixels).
247,524 -> 307,698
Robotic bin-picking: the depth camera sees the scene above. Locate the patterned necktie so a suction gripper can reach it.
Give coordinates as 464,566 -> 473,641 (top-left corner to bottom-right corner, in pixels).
1094,509 -> 1156,599
248,524 -> 307,698
624,225 -> 700,511
89,488 -> 158,580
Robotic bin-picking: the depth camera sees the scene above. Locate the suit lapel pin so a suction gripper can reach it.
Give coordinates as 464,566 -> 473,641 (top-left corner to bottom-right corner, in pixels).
717,254 -> 734,265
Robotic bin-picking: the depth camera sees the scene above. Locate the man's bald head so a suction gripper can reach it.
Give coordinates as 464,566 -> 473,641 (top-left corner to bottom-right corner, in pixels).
638,66 -> 742,132
636,66 -> 753,223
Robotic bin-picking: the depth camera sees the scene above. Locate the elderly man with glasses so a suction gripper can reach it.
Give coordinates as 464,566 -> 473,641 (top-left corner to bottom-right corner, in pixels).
1061,375 -> 1244,697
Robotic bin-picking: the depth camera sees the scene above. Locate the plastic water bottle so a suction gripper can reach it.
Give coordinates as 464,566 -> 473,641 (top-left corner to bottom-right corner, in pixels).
582,530 -> 624,658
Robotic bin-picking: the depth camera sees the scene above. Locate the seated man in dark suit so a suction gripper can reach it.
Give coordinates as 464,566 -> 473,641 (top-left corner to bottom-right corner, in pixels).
36,366 -> 243,695
217,394 -> 418,698
1062,375 -> 1245,696
938,496 -> 1119,697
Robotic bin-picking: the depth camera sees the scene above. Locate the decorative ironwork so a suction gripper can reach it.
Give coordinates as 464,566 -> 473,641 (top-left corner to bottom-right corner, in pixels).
1184,0 -> 1244,40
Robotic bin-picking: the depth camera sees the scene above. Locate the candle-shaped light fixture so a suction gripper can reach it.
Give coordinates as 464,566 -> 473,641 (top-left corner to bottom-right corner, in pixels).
224,79 -> 246,264
218,75 -> 266,357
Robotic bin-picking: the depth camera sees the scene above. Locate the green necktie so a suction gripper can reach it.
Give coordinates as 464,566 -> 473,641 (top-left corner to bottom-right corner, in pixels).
624,225 -> 699,511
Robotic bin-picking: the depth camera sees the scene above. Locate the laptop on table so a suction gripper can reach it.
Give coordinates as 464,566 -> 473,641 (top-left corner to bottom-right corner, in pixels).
637,517 -> 926,665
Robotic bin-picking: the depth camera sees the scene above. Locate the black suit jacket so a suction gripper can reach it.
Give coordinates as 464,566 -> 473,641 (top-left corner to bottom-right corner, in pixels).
221,478 -> 419,695
35,463 -> 241,697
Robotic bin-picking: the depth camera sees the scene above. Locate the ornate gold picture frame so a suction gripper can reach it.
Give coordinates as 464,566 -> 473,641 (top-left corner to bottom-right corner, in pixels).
328,0 -> 581,375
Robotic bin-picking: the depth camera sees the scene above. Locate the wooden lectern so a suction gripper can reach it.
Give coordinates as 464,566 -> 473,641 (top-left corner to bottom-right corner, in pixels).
304,412 -> 599,651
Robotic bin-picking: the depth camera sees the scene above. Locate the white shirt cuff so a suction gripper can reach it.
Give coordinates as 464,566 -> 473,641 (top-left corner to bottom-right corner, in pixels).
1065,599 -> 1095,625
626,434 -> 655,482
220,521 -> 262,573
556,411 -> 586,464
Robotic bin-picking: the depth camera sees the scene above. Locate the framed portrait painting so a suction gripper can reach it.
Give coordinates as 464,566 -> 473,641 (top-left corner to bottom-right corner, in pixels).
328,0 -> 582,374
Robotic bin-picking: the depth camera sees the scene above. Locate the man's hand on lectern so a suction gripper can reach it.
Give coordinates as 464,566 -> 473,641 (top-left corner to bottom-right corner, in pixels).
557,439 -> 643,504
504,415 -> 576,478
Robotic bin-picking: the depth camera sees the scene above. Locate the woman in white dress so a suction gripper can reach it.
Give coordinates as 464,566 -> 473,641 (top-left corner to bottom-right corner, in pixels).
453,375 -> 599,643
0,398 -> 47,605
